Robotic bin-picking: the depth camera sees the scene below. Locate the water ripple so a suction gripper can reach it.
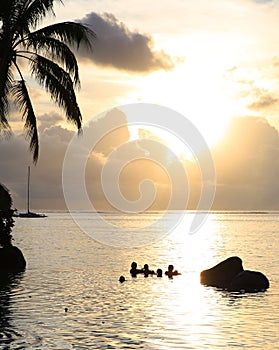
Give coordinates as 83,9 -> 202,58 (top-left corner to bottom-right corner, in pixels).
1,212 -> 278,349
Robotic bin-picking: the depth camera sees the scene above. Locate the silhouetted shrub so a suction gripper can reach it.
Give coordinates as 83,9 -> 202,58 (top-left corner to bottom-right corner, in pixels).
0,184 -> 14,247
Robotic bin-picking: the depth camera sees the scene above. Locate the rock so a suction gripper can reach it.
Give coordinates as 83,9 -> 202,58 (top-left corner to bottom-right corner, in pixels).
229,270 -> 269,292
0,246 -> 26,272
200,256 -> 269,293
200,256 -> 244,288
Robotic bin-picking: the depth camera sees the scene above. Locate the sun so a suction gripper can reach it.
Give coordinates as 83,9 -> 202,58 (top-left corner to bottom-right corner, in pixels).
126,62 -> 235,151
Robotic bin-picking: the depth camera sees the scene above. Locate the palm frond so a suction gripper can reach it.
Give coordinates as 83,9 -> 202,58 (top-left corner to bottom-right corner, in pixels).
24,34 -> 80,86
0,67 -> 13,130
33,21 -> 95,50
31,54 -> 82,130
11,79 -> 39,162
0,93 -> 11,130
0,0 -> 18,29
0,1 -> 13,19
14,0 -> 61,36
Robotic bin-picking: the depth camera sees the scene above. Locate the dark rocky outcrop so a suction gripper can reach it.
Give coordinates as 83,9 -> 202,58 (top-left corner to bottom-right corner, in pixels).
200,256 -> 269,292
0,246 -> 26,272
200,256 -> 244,288
228,270 -> 269,292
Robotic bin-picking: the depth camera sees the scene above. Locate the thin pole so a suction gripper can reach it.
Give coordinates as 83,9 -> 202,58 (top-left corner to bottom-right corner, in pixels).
27,166 -> 30,213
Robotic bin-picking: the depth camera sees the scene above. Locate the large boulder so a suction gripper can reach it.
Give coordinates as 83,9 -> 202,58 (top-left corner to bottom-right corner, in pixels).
200,256 -> 244,288
0,246 -> 26,272
200,256 -> 269,292
228,270 -> 269,292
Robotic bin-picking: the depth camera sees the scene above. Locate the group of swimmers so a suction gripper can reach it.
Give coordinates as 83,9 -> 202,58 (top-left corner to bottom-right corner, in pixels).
118,261 -> 181,282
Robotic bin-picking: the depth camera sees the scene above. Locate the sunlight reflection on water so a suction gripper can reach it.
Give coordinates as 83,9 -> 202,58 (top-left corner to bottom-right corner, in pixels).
1,211 -> 278,349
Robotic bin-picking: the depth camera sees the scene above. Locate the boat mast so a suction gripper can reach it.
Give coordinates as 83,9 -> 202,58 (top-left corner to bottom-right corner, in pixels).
27,166 -> 30,214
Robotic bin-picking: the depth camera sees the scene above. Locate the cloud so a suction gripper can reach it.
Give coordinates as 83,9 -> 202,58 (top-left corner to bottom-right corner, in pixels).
0,120 -> 74,210
230,69 -> 279,113
0,109 -> 132,210
248,93 -> 279,111
88,108 -> 130,155
78,12 -> 175,73
38,112 -> 64,133
65,108 -> 188,211
0,108 -> 189,211
2,111 -> 279,211
212,116 -> 279,210
246,84 -> 279,111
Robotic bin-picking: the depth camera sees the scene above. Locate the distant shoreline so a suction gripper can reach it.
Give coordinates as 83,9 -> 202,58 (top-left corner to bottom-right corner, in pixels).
13,209 -> 278,215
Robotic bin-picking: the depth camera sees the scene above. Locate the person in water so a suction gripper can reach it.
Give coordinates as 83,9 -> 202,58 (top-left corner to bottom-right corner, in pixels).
165,265 -> 181,278
119,275 -> 126,283
156,268 -> 163,277
143,264 -> 155,277
130,262 -> 144,277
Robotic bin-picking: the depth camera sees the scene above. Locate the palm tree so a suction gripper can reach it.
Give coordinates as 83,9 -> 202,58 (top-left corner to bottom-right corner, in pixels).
0,1 -> 95,269
0,0 -> 95,161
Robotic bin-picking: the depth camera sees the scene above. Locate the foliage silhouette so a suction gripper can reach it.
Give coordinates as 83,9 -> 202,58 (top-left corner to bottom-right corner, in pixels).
0,184 -> 14,247
0,0 -> 95,161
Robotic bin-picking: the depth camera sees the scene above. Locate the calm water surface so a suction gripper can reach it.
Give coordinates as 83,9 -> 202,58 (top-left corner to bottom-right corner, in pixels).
1,211 -> 278,349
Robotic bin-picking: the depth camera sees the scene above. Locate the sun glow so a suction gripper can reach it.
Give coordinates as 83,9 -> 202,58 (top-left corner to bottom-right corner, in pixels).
115,29 -> 266,152
128,125 -> 193,161
146,214 -> 224,345
126,63 -> 238,150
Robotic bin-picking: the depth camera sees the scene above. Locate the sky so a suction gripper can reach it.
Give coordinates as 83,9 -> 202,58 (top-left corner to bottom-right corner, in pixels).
1,0 -> 279,211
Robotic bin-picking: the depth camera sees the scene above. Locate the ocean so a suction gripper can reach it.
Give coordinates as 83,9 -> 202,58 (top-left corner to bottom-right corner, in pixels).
1,211 -> 278,349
